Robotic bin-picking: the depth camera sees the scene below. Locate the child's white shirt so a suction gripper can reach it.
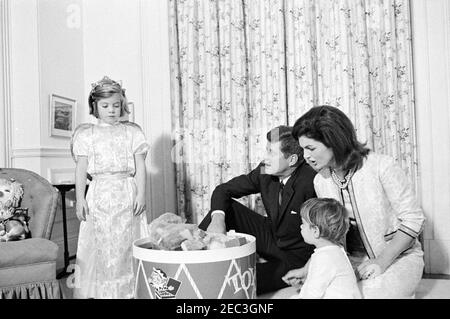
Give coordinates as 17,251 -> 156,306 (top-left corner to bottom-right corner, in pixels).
298,245 -> 361,299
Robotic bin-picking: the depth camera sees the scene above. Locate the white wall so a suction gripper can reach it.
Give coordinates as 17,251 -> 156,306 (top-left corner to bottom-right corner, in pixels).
412,0 -> 450,275
0,0 -> 12,168
138,0 -> 177,220
5,0 -> 82,179
38,0 -> 85,149
9,0 -> 42,174
82,0 -> 143,124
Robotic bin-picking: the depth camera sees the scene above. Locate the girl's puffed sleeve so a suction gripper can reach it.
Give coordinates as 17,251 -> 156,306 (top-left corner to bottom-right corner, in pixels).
379,155 -> 426,239
70,124 -> 92,162
129,123 -> 150,156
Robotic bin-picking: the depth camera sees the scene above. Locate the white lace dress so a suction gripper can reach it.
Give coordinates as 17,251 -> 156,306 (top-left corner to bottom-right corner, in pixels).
71,121 -> 150,299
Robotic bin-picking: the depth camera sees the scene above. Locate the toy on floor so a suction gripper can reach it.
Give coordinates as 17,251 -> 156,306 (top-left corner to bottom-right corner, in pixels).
0,178 -> 31,242
143,212 -> 247,251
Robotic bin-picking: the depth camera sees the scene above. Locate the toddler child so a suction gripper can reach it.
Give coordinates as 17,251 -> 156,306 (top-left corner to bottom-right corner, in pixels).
283,198 -> 361,299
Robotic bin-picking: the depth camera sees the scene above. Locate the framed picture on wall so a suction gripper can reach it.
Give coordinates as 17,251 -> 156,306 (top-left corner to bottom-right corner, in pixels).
120,101 -> 135,123
128,102 -> 135,122
49,94 -> 77,138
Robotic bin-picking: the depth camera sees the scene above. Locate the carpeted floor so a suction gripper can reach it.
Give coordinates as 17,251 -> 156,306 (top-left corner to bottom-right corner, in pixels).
59,274 -> 450,299
257,278 -> 450,299
415,278 -> 450,299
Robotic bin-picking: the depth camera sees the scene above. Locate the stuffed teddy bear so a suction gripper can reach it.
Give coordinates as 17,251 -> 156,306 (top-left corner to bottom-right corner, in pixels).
0,177 -> 31,242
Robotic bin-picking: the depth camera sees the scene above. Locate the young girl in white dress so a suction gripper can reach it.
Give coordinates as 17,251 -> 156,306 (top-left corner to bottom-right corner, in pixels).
71,76 -> 149,298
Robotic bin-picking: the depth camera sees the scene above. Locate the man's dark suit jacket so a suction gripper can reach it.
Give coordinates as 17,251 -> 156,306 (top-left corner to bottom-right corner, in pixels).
210,159 -> 317,251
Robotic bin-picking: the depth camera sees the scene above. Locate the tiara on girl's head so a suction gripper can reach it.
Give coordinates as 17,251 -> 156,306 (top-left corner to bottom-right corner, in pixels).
90,76 -> 125,92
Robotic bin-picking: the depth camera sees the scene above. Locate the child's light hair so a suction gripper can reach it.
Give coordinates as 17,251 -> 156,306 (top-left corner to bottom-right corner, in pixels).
88,76 -> 129,118
300,198 -> 349,246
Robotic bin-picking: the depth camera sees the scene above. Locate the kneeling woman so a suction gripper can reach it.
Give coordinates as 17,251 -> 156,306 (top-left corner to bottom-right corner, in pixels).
286,105 -> 425,298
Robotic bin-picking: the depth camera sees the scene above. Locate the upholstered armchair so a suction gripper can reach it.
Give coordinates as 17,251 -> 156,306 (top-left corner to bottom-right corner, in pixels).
0,168 -> 60,299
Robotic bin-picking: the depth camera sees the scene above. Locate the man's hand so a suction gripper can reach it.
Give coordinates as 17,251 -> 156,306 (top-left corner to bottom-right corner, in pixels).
206,212 -> 226,234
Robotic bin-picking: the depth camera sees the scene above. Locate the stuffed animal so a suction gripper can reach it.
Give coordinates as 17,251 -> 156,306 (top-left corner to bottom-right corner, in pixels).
147,212 -> 206,250
144,212 -> 246,251
0,178 -> 31,242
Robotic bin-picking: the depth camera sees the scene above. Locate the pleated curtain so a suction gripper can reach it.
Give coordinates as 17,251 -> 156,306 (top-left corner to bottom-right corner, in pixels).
169,0 -> 417,223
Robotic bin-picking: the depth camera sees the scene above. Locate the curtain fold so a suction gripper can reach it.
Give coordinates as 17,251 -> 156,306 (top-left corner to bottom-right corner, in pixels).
170,0 -> 251,223
169,0 -> 417,223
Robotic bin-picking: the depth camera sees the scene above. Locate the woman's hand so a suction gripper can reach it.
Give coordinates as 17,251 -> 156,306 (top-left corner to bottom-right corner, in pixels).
76,199 -> 89,222
357,258 -> 389,280
134,194 -> 146,216
282,267 -> 308,288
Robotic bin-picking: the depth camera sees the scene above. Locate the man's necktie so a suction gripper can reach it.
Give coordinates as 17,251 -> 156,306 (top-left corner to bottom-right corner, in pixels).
278,181 -> 284,207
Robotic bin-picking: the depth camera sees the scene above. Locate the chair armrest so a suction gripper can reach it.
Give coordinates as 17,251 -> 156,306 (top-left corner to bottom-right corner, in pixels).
0,238 -> 58,268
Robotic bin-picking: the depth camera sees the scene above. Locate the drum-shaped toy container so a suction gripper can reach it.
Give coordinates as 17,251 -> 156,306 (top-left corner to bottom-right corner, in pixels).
133,233 -> 256,299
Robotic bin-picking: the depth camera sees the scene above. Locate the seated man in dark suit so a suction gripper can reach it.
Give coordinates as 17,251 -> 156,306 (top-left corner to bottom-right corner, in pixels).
199,125 -> 317,295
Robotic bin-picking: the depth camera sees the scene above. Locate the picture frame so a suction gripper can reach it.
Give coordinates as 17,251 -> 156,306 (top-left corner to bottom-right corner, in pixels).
120,101 -> 135,123
128,102 -> 135,122
49,94 -> 77,138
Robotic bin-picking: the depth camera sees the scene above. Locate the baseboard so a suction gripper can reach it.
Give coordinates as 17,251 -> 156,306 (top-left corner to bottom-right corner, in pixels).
423,273 -> 450,280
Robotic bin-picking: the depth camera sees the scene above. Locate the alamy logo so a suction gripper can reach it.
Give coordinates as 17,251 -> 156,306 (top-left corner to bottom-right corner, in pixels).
66,264 -> 81,289
148,268 -> 182,299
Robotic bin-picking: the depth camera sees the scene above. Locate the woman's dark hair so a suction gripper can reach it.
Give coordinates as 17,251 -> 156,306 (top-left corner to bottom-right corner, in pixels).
292,105 -> 370,172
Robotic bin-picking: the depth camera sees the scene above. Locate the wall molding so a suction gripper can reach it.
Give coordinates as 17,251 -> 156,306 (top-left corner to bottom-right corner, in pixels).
1,0 -> 12,168
12,147 -> 71,158
445,0 -> 450,128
